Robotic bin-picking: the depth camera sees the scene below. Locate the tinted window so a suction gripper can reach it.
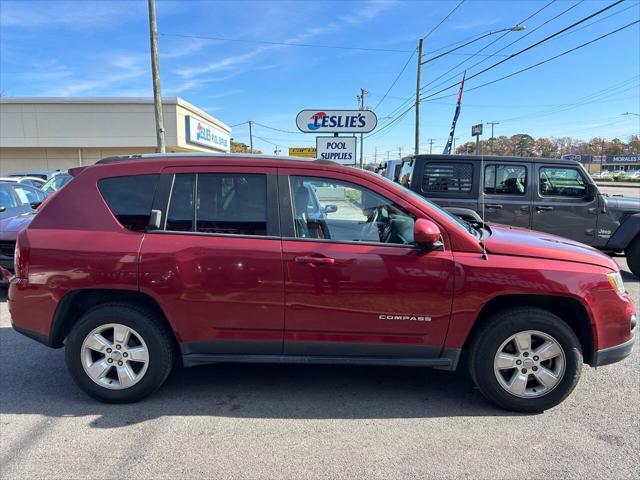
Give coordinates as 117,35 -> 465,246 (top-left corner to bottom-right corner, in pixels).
99,174 -> 159,232
42,174 -> 72,194
291,176 -> 415,245
485,165 -> 527,195
166,174 -> 195,232
422,163 -> 473,193
539,167 -> 586,197
0,185 -> 17,208
196,173 -> 267,236
14,185 -> 46,204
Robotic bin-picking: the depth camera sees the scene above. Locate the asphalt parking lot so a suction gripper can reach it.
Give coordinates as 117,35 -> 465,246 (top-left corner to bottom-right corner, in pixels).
0,258 -> 638,480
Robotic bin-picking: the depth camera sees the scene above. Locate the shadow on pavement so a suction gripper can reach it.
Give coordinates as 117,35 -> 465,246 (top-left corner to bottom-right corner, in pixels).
0,326 -> 517,427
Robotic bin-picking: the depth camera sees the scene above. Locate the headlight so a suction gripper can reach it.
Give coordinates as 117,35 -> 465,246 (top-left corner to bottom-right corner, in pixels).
607,271 -> 626,294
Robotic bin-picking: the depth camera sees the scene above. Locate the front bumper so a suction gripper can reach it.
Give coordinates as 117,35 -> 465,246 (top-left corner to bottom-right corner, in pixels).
593,315 -> 637,366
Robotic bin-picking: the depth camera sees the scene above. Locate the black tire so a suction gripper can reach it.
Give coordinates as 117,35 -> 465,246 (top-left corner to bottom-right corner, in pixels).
625,235 -> 640,278
65,302 -> 174,403
469,307 -> 582,413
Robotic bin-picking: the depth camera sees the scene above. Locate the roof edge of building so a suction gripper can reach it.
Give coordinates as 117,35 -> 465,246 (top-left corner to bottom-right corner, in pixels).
0,96 -> 229,132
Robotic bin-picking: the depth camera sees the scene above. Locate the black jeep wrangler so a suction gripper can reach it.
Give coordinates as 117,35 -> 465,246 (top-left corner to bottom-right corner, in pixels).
397,154 -> 640,276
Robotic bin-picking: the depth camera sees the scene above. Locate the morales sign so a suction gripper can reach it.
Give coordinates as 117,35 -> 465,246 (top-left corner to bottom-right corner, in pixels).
185,115 -> 230,152
296,109 -> 377,134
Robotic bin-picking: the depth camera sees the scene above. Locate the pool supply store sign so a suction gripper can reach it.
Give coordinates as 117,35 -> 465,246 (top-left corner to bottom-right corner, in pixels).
296,110 -> 377,134
316,136 -> 356,165
185,115 -> 230,152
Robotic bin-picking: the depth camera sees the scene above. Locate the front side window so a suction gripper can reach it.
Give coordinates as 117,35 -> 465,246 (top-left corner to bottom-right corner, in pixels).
165,173 -> 268,236
98,174 -> 159,232
484,165 -> 527,195
290,176 -> 415,245
422,163 -> 473,193
539,167 -> 586,197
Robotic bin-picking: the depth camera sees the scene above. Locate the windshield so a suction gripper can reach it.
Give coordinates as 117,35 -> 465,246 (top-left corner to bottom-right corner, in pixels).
42,174 -> 72,194
369,172 -> 480,238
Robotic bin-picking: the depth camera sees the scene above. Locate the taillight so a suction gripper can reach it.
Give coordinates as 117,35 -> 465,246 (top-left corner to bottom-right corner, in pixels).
14,230 -> 30,279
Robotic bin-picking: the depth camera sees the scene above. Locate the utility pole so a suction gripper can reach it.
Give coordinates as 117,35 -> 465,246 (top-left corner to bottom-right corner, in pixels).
148,0 -> 165,153
357,88 -> 368,169
428,138 -> 435,154
248,120 -> 253,153
415,38 -> 423,156
398,146 -> 403,159
487,121 -> 499,154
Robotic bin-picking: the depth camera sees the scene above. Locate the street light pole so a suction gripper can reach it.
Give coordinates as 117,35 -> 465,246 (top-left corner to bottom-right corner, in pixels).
415,38 -> 423,156
421,25 -> 526,65
148,0 -> 165,153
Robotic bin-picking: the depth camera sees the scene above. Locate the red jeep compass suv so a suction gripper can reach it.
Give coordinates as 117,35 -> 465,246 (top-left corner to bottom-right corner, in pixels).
8,155 -> 636,412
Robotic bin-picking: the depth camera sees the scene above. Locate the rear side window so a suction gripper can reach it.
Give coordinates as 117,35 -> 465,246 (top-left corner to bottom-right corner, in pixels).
484,165 -> 527,195
196,173 -> 267,236
99,174 -> 159,231
539,167 -> 586,197
422,163 -> 473,193
164,173 -> 268,236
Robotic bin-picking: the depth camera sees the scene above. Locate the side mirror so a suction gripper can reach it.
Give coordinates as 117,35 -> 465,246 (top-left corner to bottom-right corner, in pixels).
30,201 -> 43,210
0,206 -> 6,213
324,204 -> 338,214
585,183 -> 598,201
414,219 -> 443,250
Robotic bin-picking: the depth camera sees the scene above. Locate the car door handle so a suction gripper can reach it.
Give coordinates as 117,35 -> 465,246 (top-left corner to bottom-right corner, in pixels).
519,205 -> 530,211
294,256 -> 335,265
485,204 -> 503,209
536,206 -> 554,212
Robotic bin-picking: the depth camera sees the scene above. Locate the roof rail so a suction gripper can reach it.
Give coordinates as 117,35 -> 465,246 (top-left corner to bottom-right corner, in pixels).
94,153 -> 340,166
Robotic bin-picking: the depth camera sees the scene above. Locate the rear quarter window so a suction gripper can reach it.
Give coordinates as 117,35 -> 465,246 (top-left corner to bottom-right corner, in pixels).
99,174 -> 159,231
422,163 -> 473,193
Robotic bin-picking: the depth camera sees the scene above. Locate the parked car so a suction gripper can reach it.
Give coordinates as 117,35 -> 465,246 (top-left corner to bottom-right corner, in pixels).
0,182 -> 47,220
0,176 -> 47,188
8,154 -> 636,412
7,170 -> 62,181
0,212 -> 34,273
376,159 -> 402,182
41,171 -> 73,194
397,155 -> 640,277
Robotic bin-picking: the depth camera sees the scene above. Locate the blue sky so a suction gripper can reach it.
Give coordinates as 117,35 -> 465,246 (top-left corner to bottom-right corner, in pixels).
1,0 -> 639,161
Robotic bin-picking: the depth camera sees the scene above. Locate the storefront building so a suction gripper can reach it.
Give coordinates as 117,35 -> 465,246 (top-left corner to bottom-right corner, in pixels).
572,154 -> 640,173
0,97 -> 231,175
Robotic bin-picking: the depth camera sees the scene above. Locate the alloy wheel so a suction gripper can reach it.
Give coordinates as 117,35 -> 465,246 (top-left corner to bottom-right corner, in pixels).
80,323 -> 150,390
493,330 -> 566,398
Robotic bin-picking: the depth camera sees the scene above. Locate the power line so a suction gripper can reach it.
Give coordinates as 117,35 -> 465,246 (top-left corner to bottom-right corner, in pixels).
423,0 -> 591,94
252,121 -> 303,135
373,48 -> 416,111
421,0 -> 627,101
158,32 -> 412,53
422,0 -> 558,93
423,0 -> 466,40
423,20 -> 639,104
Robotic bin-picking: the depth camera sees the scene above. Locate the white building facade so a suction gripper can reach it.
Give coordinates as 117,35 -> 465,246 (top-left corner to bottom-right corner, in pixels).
0,97 -> 231,175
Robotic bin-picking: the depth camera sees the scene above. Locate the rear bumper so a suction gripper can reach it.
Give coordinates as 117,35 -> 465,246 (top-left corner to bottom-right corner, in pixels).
593,316 -> 636,366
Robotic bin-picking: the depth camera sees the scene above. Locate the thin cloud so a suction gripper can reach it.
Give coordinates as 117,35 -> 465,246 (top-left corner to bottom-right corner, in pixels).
0,1 -> 143,29
175,0 -> 397,81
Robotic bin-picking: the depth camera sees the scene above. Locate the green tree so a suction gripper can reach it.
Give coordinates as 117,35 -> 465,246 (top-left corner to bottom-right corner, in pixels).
510,134 -> 535,156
